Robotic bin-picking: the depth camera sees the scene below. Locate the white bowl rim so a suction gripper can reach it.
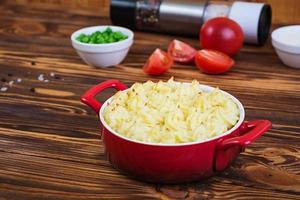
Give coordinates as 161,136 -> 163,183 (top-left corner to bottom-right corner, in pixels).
71,25 -> 134,47
98,82 -> 245,147
271,25 -> 300,54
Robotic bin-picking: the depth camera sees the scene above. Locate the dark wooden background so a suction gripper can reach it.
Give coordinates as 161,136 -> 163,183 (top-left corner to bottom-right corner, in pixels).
5,0 -> 300,24
0,1 -> 300,200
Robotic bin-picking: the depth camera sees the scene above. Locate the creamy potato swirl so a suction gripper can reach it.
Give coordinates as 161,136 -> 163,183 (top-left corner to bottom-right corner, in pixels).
103,78 -> 239,144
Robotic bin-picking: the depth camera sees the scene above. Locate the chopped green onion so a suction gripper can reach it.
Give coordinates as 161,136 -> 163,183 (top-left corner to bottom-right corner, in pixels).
76,27 -> 128,44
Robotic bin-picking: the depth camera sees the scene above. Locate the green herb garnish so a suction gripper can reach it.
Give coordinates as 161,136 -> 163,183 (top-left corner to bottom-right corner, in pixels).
76,27 -> 128,44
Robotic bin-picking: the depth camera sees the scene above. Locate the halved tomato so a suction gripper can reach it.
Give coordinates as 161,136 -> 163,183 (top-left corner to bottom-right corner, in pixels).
168,39 -> 196,63
143,48 -> 173,75
195,49 -> 235,74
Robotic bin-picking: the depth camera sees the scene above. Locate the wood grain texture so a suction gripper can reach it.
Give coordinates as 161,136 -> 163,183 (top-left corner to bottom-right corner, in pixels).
5,0 -> 300,24
5,0 -> 110,17
0,3 -> 300,200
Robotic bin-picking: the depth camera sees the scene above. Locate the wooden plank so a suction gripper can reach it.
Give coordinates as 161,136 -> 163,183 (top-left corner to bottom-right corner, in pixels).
4,0 -> 109,17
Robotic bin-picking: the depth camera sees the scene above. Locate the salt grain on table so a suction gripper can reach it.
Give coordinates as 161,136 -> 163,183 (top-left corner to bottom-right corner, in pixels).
1,87 -> 8,92
44,79 -> 49,83
50,72 -> 55,77
17,78 -> 22,83
38,74 -> 44,81
8,80 -> 14,87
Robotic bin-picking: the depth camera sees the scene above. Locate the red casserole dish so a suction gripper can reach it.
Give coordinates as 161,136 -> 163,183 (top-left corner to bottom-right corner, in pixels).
81,79 -> 271,183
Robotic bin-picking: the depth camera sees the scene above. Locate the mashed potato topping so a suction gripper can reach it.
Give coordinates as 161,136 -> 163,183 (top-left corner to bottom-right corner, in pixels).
103,78 -> 239,144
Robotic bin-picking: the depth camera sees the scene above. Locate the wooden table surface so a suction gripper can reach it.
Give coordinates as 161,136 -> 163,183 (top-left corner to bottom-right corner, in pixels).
0,4 -> 300,200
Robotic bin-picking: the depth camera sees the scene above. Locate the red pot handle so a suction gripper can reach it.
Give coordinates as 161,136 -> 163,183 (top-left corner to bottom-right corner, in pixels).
81,80 -> 127,113
219,120 -> 271,151
214,120 -> 272,172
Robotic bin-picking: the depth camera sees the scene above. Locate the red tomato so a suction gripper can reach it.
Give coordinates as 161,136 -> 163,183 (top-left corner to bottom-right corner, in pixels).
167,39 -> 196,63
200,17 -> 244,56
195,49 -> 235,74
143,48 -> 173,75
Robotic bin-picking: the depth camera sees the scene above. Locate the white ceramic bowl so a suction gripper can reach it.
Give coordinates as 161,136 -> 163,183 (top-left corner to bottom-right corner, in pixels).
71,26 -> 134,68
272,25 -> 300,69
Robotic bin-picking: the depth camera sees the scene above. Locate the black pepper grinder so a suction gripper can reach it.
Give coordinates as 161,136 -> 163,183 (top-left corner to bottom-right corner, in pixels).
110,0 -> 272,46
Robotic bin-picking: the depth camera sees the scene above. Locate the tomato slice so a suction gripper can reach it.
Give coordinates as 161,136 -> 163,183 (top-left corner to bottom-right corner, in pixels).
143,48 -> 173,75
195,49 -> 235,74
167,39 -> 196,63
